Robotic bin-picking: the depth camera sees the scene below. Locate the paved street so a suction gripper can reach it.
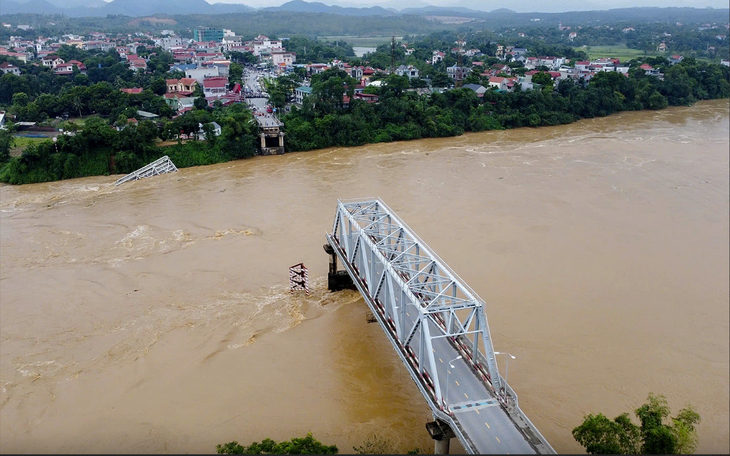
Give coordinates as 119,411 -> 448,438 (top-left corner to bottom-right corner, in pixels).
243,67 -> 282,127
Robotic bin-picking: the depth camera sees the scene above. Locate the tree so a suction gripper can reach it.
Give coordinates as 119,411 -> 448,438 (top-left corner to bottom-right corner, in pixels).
431,72 -> 452,88
194,97 -> 209,110
531,72 -> 553,87
573,413 -> 641,454
572,393 -> 701,454
12,92 -> 29,108
216,433 -> 338,454
0,129 -> 14,163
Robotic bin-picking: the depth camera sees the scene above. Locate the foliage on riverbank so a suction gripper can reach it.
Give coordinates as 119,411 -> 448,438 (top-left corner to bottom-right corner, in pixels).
573,393 -> 701,454
0,105 -> 258,185
281,58 -> 729,152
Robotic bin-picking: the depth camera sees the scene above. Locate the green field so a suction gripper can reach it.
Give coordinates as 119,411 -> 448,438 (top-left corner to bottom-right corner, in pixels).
575,44 -> 654,62
318,35 -> 402,47
10,135 -> 54,157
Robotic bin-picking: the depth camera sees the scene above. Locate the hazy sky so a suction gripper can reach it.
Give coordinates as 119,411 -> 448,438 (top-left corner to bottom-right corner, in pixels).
205,0 -> 730,11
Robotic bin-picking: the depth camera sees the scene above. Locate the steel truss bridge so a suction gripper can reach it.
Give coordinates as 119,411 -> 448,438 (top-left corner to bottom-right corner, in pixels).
325,198 -> 555,454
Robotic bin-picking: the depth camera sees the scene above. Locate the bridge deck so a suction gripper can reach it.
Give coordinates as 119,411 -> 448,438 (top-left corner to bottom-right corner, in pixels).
327,198 -> 554,454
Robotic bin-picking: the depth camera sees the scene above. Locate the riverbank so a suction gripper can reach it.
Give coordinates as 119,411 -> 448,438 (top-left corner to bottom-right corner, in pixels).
2,59 -> 728,185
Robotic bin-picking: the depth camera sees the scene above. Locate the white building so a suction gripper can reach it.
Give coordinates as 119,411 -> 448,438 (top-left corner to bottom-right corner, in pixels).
185,66 -> 220,84
395,64 -> 419,79
272,51 -> 296,67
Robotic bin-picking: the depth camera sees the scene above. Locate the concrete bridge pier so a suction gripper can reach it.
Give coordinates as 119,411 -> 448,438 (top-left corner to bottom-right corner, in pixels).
426,420 -> 456,455
323,243 -> 355,291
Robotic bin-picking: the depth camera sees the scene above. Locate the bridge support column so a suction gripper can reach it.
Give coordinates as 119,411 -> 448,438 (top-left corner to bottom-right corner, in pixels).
323,244 -> 355,291
426,420 -> 455,455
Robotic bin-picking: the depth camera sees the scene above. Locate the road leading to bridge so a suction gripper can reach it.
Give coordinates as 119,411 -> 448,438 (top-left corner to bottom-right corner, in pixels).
326,198 -> 555,455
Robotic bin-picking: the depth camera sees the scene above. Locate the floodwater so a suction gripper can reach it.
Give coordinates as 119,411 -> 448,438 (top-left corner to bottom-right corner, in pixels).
1,99 -> 728,454
353,46 -> 377,57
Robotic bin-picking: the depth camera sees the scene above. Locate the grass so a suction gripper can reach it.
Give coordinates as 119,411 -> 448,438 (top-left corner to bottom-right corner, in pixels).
318,35 -> 402,47
575,44 -> 655,62
10,136 -> 53,157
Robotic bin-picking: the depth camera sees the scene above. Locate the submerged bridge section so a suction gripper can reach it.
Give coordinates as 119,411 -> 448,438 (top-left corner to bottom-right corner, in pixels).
325,198 -> 555,455
115,155 -> 178,186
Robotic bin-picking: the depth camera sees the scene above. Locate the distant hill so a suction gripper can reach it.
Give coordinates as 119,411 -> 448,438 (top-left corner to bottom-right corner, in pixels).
264,0 -> 396,16
1,0 -> 65,15
0,0 -> 254,17
399,5 -> 489,17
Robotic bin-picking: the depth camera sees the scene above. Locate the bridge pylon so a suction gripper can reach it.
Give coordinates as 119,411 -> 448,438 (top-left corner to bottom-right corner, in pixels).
426,419 -> 456,454
323,243 -> 356,291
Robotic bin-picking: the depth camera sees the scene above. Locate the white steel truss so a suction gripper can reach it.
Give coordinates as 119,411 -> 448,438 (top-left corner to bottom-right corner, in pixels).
326,198 -> 556,455
115,155 -> 178,186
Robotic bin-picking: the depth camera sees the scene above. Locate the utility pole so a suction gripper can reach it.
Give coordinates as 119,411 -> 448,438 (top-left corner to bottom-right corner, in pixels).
391,35 -> 396,74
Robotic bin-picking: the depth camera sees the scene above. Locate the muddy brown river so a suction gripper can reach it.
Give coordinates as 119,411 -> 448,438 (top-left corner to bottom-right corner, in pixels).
1,100 -> 728,454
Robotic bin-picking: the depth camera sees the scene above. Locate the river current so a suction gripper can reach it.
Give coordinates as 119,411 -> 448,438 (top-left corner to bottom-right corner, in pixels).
1,100 -> 728,453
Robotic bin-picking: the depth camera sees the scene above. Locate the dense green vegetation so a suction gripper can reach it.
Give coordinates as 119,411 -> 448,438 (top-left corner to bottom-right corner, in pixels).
215,434 -> 421,454
573,393 -> 701,454
0,104 -> 258,185
216,433 -> 338,454
281,58 -> 729,152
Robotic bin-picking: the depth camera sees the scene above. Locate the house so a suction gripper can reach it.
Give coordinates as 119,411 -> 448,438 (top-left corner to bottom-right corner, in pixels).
657,41 -> 667,52
361,67 -> 376,83
196,122 -> 222,140
721,59 -> 730,67
42,55 -> 64,68
462,83 -> 487,98
68,60 -> 86,74
488,76 -> 518,92
568,32 -> 577,41
202,77 -> 228,98
490,63 -> 511,75
447,65 -> 470,82
295,86 -> 312,104
669,55 -> 683,65
0,111 -> 6,129
640,63 -> 663,78
164,94 -> 197,112
166,78 -> 198,94
495,44 -> 505,59
54,63 -> 74,76
0,62 -> 21,75
120,87 -> 143,94
395,65 -> 419,79
353,93 -> 378,103
432,51 -> 445,64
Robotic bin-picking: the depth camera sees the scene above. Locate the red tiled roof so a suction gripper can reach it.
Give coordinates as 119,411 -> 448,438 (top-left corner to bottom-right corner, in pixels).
203,77 -> 228,88
121,88 -> 143,94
